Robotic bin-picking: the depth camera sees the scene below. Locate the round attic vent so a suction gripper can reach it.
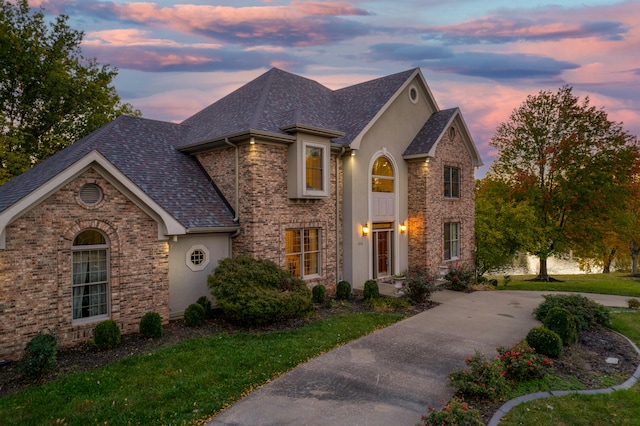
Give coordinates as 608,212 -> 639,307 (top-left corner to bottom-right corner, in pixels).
408,85 -> 419,104
79,183 -> 103,206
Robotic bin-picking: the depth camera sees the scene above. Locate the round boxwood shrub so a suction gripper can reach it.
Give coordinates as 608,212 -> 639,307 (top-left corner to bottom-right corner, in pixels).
543,307 -> 578,346
534,294 -> 610,331
196,295 -> 214,318
335,280 -> 351,301
94,319 -> 121,351
20,334 -> 57,380
139,311 -> 163,338
208,255 -> 312,325
363,279 -> 380,300
526,326 -> 563,358
184,303 -> 206,327
312,284 -> 327,304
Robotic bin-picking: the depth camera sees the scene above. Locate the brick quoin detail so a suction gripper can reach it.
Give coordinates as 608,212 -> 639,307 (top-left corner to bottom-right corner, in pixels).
0,169 -> 169,360
407,123 -> 476,271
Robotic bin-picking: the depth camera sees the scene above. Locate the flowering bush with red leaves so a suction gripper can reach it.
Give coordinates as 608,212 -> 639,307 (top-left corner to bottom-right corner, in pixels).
418,397 -> 483,426
443,263 -> 475,292
497,340 -> 553,382
448,351 -> 508,401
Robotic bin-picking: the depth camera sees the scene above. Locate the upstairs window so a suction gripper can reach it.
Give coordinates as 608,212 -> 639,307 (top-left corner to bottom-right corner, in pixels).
371,157 -> 394,193
305,145 -> 323,191
72,230 -> 109,321
444,166 -> 460,198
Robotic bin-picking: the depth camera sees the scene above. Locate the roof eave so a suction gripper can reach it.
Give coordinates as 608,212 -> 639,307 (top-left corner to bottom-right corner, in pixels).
179,130 -> 296,154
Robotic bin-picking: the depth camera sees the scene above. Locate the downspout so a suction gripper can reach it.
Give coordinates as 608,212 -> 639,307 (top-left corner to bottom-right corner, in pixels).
336,147 -> 346,283
224,138 -> 241,255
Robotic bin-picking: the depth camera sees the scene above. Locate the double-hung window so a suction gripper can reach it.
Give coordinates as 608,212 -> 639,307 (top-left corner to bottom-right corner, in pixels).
286,228 -> 320,278
444,166 -> 460,198
72,230 -> 109,321
444,222 -> 460,261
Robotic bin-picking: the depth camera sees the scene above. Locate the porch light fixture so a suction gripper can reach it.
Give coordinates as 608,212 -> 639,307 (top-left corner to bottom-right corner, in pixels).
361,224 -> 370,236
250,137 -> 255,145
350,149 -> 357,157
399,223 -> 407,234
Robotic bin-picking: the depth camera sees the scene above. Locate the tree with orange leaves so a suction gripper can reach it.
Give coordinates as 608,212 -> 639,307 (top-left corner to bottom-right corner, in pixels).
489,86 -> 639,281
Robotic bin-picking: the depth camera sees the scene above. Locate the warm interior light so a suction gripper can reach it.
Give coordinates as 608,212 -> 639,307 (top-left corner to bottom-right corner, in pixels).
362,225 -> 369,236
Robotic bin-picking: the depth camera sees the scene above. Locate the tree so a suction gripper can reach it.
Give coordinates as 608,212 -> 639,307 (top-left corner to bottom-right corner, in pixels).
0,0 -> 139,184
475,176 -> 537,275
489,86 -> 639,281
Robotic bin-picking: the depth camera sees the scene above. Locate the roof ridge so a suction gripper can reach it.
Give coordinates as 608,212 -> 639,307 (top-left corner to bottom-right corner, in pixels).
249,68 -> 279,129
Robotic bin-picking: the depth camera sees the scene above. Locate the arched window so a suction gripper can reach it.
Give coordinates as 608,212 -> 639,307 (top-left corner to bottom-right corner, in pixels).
371,157 -> 394,193
72,230 -> 109,321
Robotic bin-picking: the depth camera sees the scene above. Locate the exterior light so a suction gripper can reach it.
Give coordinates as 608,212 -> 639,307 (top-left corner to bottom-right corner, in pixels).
399,223 -> 407,234
350,149 -> 356,157
249,137 -> 255,145
362,225 -> 369,236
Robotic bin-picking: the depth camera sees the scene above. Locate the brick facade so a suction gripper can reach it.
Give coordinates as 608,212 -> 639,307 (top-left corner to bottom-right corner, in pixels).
407,123 -> 476,270
197,141 -> 340,293
0,169 -> 169,360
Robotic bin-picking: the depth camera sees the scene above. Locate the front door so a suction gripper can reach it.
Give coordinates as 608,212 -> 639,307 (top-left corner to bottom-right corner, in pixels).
373,223 -> 393,278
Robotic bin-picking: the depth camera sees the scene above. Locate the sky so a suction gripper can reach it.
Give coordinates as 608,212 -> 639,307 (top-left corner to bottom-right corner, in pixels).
29,0 -> 640,176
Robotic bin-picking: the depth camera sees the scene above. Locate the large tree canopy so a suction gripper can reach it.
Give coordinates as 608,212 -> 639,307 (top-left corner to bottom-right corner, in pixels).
0,0 -> 139,184
489,85 -> 639,280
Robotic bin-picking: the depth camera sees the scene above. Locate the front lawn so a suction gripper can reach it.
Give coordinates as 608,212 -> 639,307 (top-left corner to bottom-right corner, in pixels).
494,272 -> 640,297
0,312 -> 402,425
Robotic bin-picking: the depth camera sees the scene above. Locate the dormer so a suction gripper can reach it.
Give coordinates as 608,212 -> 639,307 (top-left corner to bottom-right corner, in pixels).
283,124 -> 344,199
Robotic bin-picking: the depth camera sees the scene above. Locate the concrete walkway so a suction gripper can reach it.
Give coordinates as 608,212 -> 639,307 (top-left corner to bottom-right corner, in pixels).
207,291 -> 631,426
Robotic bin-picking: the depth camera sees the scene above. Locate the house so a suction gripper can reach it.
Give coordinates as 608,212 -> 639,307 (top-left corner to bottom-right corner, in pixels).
0,67 -> 482,360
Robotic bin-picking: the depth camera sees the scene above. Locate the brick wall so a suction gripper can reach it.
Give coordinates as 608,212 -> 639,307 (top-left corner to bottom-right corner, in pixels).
407,123 -> 476,270
197,141 -> 340,293
0,169 -> 169,360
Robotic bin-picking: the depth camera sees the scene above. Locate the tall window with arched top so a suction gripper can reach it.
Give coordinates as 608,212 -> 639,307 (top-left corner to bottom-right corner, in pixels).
72,230 -> 109,321
371,157 -> 394,193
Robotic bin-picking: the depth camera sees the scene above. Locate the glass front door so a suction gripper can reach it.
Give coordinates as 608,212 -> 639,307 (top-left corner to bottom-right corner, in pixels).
373,223 -> 393,278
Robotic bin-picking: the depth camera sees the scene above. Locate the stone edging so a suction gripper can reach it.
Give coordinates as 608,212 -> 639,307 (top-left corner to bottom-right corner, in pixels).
487,331 -> 640,426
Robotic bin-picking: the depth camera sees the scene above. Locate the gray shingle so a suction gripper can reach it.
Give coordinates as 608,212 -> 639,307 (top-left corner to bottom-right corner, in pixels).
403,108 -> 459,157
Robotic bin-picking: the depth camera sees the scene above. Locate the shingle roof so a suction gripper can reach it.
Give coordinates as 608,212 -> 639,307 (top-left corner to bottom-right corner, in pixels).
403,108 -> 459,157
0,115 -> 237,229
180,67 -> 419,147
1,67 -> 452,231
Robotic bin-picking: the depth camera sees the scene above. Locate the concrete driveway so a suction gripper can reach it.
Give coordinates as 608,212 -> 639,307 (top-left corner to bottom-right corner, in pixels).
207,290 -> 629,426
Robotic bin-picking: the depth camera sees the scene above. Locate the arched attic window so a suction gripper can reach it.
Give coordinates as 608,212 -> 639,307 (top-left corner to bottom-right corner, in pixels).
371,157 -> 394,193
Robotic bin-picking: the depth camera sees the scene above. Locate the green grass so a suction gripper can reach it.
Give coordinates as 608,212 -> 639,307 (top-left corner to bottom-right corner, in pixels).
0,312 -> 403,425
494,272 -> 640,297
500,311 -> 640,426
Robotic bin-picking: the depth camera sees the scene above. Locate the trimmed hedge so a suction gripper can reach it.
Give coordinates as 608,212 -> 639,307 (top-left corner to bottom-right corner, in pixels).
208,255 -> 312,325
526,326 -> 563,358
184,303 -> 206,327
94,320 -> 121,351
20,334 -> 57,379
312,285 -> 327,304
140,312 -> 163,338
336,280 -> 351,301
543,307 -> 578,346
363,279 -> 380,300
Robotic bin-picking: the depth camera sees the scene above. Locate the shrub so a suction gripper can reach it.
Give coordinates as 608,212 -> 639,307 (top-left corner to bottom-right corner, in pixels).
444,264 -> 474,292
184,303 -> 206,327
336,280 -> 351,301
94,320 -> 121,350
628,298 -> 640,310
526,326 -> 563,358
503,275 -> 512,286
208,255 -> 312,325
418,397 -> 483,426
139,311 -> 163,338
496,340 -> 552,382
404,266 -> 440,305
363,279 -> 380,300
542,307 -> 578,346
196,295 -> 214,318
448,351 -> 508,401
534,294 -> 610,332
20,334 -> 57,380
312,284 -> 327,304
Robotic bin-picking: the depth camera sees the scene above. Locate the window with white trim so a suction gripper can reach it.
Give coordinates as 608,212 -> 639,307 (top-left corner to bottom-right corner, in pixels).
444,166 -> 460,198
72,230 -> 109,321
186,244 -> 210,272
285,228 -> 320,278
444,222 -> 460,261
